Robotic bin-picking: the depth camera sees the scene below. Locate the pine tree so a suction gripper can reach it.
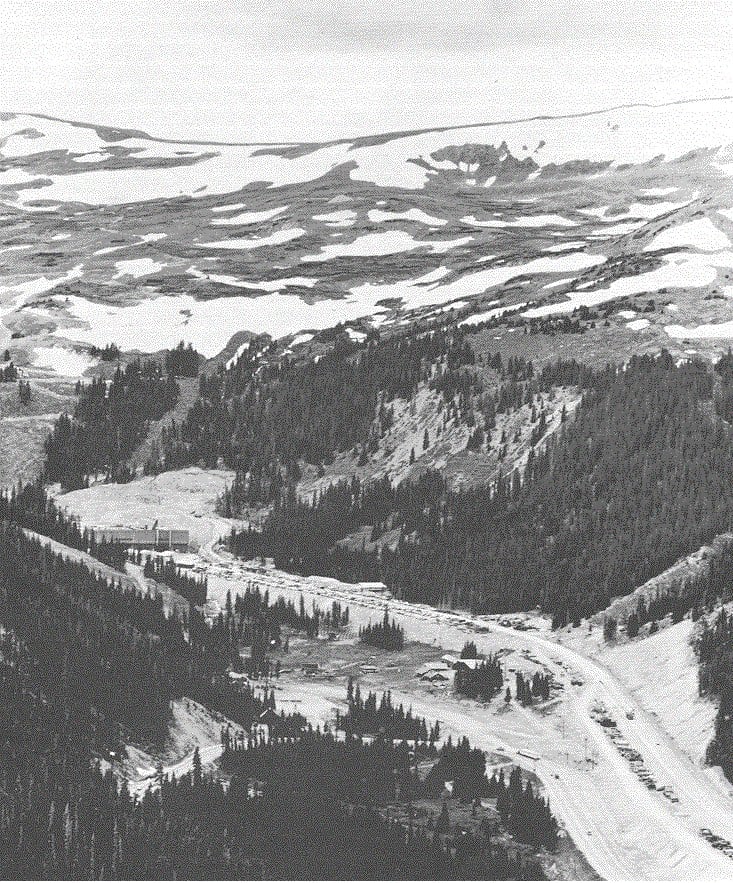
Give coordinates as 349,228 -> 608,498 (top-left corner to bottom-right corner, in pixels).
193,746 -> 202,787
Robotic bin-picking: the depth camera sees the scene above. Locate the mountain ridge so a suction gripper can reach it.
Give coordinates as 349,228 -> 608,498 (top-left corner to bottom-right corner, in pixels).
4,93 -> 733,149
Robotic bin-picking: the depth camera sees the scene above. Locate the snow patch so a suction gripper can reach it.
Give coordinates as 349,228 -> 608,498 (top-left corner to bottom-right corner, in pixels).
200,228 -> 305,250
290,332 -> 314,346
666,319 -> 733,340
408,252 -> 604,304
113,258 -> 165,278
188,267 -> 317,291
523,251 -> 733,318
51,290 -> 387,357
210,206 -> 287,226
460,302 -> 529,326
313,209 -> 357,225
543,241 -> 586,253
32,345 -> 94,377
368,208 -> 446,226
210,202 -> 246,213
301,231 -> 470,262
644,218 -> 731,253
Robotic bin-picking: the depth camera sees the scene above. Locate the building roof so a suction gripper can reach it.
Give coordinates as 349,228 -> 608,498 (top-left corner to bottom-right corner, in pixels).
454,657 -> 484,670
416,661 -> 450,676
423,671 -> 452,682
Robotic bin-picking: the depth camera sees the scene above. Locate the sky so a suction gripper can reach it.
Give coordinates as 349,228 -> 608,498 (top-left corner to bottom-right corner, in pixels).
1,1 -> 732,142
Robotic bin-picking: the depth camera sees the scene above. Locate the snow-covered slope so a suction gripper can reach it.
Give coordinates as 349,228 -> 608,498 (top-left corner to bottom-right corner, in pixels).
1,99 -> 733,374
2,99 -> 732,201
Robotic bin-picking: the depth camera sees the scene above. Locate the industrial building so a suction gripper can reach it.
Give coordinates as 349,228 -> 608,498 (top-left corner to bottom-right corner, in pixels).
92,527 -> 190,551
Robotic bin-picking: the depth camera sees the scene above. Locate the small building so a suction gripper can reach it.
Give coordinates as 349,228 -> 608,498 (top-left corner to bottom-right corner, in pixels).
416,661 -> 449,678
453,658 -> 483,671
302,662 -> 319,675
423,670 -> 452,684
358,581 -> 389,594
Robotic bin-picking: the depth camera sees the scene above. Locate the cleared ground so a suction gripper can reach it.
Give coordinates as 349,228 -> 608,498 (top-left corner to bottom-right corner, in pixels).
0,379 -> 73,487
54,466 -> 238,548
200,548 -> 733,881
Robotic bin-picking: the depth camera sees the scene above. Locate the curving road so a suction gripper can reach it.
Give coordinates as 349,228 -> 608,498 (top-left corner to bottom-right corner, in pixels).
203,554 -> 733,880
30,525 -> 733,879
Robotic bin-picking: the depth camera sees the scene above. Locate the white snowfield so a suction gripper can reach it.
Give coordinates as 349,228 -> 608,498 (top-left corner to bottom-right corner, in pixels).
187,267 -> 318,292
0,264 -> 84,315
43,250 -> 612,358
290,332 -> 314,346
200,550 -> 733,881
409,251 -> 605,304
113,257 -> 165,278
666,316 -> 733,340
523,250 -> 733,318
459,302 -> 528,326
210,202 -> 246,213
1,99 -> 733,204
199,228 -> 305,249
300,230 -> 472,261
644,218 -> 731,253
50,290 -> 388,357
544,241 -> 586,252
32,345 -> 95,377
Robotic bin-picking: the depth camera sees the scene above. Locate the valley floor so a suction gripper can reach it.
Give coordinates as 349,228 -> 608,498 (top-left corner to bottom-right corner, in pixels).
196,548 -> 733,881
47,471 -> 733,879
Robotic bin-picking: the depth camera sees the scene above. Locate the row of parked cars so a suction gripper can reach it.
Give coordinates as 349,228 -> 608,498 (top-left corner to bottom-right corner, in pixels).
700,828 -> 733,858
591,706 -> 679,802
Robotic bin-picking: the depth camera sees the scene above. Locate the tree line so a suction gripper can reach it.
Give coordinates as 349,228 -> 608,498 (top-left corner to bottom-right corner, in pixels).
44,358 -> 179,489
231,352 -> 733,623
146,327 -> 479,510
0,478 -> 127,569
